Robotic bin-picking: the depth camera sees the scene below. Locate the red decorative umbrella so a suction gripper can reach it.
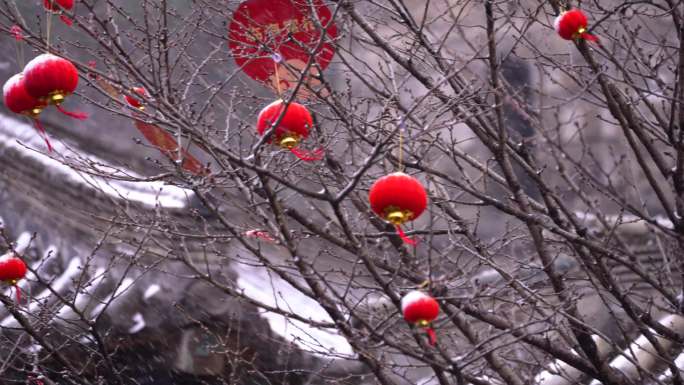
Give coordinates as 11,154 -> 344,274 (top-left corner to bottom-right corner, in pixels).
554,9 -> 597,42
256,99 -> 323,161
401,290 -> 440,345
368,172 -> 428,244
228,0 -> 337,92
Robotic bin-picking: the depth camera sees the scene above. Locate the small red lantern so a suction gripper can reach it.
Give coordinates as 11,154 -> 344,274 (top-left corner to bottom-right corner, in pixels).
554,9 -> 597,42
0,255 -> 27,303
43,0 -> 74,26
256,99 -> 323,161
23,53 -> 87,121
125,86 -> 147,110
368,172 -> 427,245
3,73 -> 53,151
401,290 -> 439,345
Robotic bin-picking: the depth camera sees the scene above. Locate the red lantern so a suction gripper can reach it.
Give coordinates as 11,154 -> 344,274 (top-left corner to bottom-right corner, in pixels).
0,255 -> 27,303
125,86 -> 147,110
401,290 -> 439,345
3,73 -> 53,151
554,9 -> 597,42
23,53 -> 87,121
43,0 -> 74,26
368,172 -> 427,245
256,99 -> 323,161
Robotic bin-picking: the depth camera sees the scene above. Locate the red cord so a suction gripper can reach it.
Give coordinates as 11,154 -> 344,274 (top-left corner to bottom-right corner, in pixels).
56,105 -> 88,120
32,119 -> 53,152
395,225 -> 418,245
581,32 -> 598,42
290,147 -> 324,161
425,327 -> 436,346
14,284 -> 21,304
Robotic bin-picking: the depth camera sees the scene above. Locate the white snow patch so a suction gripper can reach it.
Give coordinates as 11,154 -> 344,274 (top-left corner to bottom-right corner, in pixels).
658,351 -> 684,380
400,290 -> 428,313
553,12 -> 564,33
235,263 -> 354,357
0,114 -> 193,209
144,284 -> 160,300
0,231 -> 33,257
128,312 -> 146,333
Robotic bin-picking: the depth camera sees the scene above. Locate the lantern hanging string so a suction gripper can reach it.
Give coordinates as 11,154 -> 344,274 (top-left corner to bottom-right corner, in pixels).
272,53 -> 283,98
11,26 -> 24,68
398,118 -> 404,172
45,6 -> 53,53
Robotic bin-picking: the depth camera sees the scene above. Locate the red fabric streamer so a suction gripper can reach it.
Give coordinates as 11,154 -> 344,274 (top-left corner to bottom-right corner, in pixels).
395,225 -> 418,245
33,118 -> 53,153
28,375 -> 44,385
425,327 -> 436,346
133,118 -> 207,176
290,147 -> 324,161
56,105 -> 88,120
244,230 -> 276,242
10,25 -> 22,41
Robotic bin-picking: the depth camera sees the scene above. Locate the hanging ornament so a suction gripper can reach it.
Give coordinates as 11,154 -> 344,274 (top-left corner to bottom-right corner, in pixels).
43,0 -> 74,26
554,9 -> 598,42
10,25 -> 23,41
228,0 -> 337,95
0,255 -> 27,303
133,119 -> 207,175
23,53 -> 88,121
122,87 -> 207,175
256,99 -> 323,161
3,73 -> 54,151
368,172 -> 427,245
401,290 -> 439,346
124,86 -> 147,110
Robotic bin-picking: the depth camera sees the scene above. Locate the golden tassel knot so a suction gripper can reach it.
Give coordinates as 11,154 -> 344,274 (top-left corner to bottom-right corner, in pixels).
384,207 -> 414,226
28,107 -> 43,117
573,27 -> 587,39
279,134 -> 299,149
417,319 -> 430,328
49,91 -> 66,105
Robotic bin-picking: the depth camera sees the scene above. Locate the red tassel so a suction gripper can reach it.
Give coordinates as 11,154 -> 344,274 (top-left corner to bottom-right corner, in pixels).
425,327 -> 436,346
59,14 -> 73,26
290,147 -> 324,161
13,284 -> 21,304
581,32 -> 598,42
33,118 -> 53,152
395,225 -> 418,245
56,105 -> 88,120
